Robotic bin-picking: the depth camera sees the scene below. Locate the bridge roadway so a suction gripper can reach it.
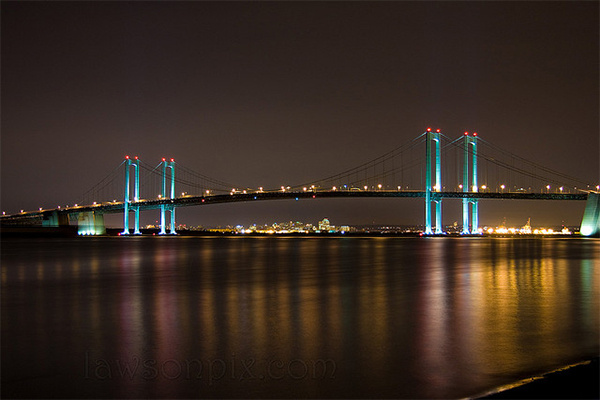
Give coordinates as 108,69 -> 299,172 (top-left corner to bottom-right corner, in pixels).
0,190 -> 589,224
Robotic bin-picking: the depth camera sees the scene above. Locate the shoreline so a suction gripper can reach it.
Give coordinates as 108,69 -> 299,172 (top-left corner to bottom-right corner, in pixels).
468,357 -> 599,399
1,225 -> 591,238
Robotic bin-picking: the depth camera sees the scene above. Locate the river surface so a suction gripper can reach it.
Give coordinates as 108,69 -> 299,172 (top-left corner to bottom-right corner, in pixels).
1,236 -> 599,398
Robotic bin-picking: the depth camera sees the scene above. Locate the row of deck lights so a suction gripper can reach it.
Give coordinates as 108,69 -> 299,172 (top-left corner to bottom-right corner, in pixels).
455,184 -> 575,193
170,183 -> 576,198
230,184 -> 592,194
3,180 -> 600,218
158,183 -> 599,197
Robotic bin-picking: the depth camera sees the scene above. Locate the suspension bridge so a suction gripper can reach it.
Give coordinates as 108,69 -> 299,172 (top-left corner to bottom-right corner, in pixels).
2,129 -> 599,236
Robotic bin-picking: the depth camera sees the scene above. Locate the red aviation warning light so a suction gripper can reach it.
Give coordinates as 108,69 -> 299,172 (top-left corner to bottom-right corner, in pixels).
473,132 -> 478,137
426,127 -> 432,132
162,158 -> 166,161
125,155 -> 130,159
170,158 -> 174,162
464,131 -> 469,136
436,129 -> 440,133
134,156 -> 138,160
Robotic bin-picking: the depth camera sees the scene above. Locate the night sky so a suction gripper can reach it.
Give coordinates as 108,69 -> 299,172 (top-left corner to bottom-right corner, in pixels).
2,1 -> 598,228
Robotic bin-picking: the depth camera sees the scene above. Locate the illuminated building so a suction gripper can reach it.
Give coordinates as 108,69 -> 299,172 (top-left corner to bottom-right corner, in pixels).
319,218 -> 331,232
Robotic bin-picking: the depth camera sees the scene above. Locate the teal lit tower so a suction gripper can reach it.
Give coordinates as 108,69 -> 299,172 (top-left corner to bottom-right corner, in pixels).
122,156 -> 141,235
159,158 -> 177,235
461,132 -> 479,234
472,132 -> 479,233
424,128 -> 443,234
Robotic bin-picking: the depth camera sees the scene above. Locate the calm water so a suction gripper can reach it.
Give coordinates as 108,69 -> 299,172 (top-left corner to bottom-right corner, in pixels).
2,236 -> 599,399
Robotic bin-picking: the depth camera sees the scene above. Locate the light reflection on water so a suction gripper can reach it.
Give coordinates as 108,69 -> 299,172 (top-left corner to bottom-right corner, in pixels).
1,236 -> 599,399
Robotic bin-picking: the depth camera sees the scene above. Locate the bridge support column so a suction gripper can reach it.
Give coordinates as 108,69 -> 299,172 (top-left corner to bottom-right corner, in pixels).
434,130 -> 443,234
425,129 -> 433,234
580,192 -> 600,237
470,133 -> 479,234
160,205 -> 166,235
77,212 -> 106,235
435,199 -> 442,234
471,199 -> 479,233
122,156 -> 141,235
462,199 -> 470,234
42,210 -> 69,227
160,205 -> 176,235
170,206 -> 176,235
461,132 -> 480,234
159,159 -> 177,235
462,132 -> 470,234
424,128 -> 443,234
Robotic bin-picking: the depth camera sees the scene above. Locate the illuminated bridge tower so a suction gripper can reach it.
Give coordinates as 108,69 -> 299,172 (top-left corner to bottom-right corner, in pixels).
160,158 -> 176,235
122,156 -> 141,235
461,132 -> 479,234
424,128 -> 443,234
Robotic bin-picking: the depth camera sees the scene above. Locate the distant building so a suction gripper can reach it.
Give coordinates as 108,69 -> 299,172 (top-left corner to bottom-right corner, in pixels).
319,218 -> 331,232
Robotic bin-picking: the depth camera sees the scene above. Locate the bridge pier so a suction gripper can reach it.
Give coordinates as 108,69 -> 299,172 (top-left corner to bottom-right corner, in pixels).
580,192 -> 600,236
42,210 -> 69,227
77,211 -> 106,235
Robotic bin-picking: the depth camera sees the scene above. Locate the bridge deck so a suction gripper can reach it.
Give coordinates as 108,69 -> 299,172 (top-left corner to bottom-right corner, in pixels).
0,190 -> 589,224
